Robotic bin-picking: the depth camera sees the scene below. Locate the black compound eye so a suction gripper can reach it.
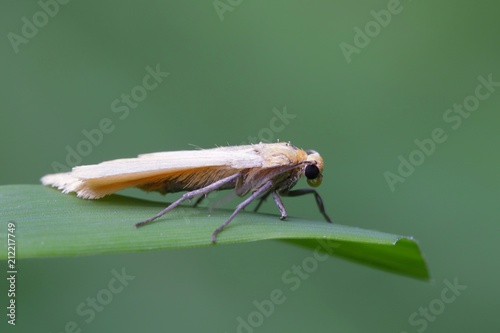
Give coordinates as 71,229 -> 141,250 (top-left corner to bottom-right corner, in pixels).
305,164 -> 320,180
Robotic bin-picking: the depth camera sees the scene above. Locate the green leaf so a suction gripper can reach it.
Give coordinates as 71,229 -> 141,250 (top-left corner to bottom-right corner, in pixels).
0,185 -> 429,280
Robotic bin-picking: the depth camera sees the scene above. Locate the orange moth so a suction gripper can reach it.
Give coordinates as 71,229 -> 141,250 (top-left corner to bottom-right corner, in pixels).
41,142 -> 331,243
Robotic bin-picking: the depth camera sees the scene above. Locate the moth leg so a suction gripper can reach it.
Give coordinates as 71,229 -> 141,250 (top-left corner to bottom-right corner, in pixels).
271,192 -> 288,220
281,189 -> 332,223
253,191 -> 272,213
253,191 -> 287,219
135,173 -> 241,228
211,180 -> 273,243
193,195 -> 206,208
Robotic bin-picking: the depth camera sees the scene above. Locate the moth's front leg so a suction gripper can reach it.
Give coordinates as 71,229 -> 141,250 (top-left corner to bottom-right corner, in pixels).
279,188 -> 332,223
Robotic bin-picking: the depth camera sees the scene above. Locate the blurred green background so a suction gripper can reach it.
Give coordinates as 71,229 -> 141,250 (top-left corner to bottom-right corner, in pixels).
1,1 -> 499,332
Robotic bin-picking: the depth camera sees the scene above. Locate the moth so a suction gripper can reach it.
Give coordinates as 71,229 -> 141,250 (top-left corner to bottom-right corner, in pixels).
41,142 -> 331,243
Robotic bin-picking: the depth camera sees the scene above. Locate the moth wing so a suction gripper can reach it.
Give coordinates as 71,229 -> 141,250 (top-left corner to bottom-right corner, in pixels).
72,146 -> 263,178
41,146 -> 264,199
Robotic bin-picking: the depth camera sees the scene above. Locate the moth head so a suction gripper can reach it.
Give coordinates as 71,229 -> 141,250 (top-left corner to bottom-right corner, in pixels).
304,150 -> 324,188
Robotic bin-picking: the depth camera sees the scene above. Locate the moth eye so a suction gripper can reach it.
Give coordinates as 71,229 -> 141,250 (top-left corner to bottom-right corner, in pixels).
305,164 -> 320,180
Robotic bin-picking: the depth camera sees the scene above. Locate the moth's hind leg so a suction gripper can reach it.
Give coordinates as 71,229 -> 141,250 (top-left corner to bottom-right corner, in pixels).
135,173 -> 241,228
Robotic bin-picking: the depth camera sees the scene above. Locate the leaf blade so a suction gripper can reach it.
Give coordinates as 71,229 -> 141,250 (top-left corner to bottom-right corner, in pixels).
0,185 -> 429,280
